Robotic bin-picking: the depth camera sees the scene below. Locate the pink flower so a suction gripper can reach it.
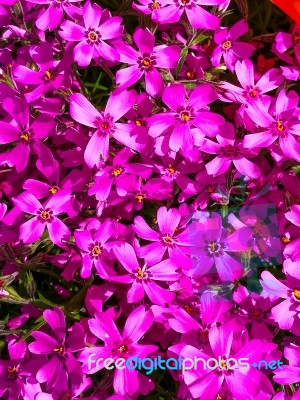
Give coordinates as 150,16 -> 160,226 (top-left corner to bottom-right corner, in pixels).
28,307 -> 85,388
133,205 -> 192,264
59,1 -> 122,67
116,27 -> 180,97
13,192 -> 71,247
148,83 -> 224,153
243,90 -> 300,162
198,122 -> 261,179
69,90 -> 137,167
153,0 -> 222,30
0,97 -> 55,172
211,20 -> 255,71
108,242 -> 180,305
79,305 -> 158,396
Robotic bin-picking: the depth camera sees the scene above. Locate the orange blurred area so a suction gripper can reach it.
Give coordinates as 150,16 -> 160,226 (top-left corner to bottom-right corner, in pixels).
272,0 -> 300,24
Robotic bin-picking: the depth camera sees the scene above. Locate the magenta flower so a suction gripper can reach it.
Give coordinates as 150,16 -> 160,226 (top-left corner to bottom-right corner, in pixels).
79,306 -> 158,396
13,42 -> 72,103
114,176 -> 173,212
0,337 -> 42,399
88,148 -> 151,202
108,242 -> 180,305
69,90 -> 137,167
133,206 -> 192,264
28,307 -> 85,388
74,220 -> 116,279
116,27 -> 180,97
24,0 -> 83,31
177,169 -> 225,210
148,83 -> 224,152
177,325 -> 276,399
153,0 -> 222,30
0,96 -> 55,172
260,259 -> 300,332
211,20 -> 255,71
220,58 -> 284,103
274,344 -> 300,386
13,192 -> 71,247
198,122 -> 261,178
189,211 -> 245,281
59,1 -> 122,67
132,0 -> 162,19
243,90 -> 300,162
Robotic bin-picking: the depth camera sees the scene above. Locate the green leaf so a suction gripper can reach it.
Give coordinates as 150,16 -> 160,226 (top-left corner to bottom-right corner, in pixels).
189,33 -> 208,47
175,47 -> 188,77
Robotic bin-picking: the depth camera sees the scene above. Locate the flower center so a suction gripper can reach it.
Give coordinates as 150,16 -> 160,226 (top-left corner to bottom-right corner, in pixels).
54,345 -> 65,356
101,122 -> 109,129
249,88 -> 258,98
85,28 -> 101,44
293,288 -> 300,300
19,128 -> 32,143
162,234 -> 174,245
276,120 -> 285,132
180,111 -> 190,122
281,235 -> 290,244
177,106 -> 194,123
222,40 -> 232,50
250,308 -> 262,319
168,164 -> 176,174
150,0 -> 160,9
221,145 -> 240,158
186,70 -> 195,80
135,192 -> 145,202
112,166 -> 123,177
206,185 -> 214,193
184,304 -> 194,315
138,54 -> 156,70
216,394 -> 224,400
6,365 -> 19,381
135,118 -> 146,127
44,68 -> 56,81
142,57 -> 151,67
38,208 -> 54,222
92,245 -> 102,256
49,186 -> 59,194
206,241 -> 223,256
63,394 -> 73,400
118,344 -> 128,353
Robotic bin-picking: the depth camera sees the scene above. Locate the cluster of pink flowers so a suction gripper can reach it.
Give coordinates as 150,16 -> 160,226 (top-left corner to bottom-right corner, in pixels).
0,0 -> 300,399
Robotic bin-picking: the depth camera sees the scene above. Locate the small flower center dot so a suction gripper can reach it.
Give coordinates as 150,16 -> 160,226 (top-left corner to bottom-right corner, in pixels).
293,288 -> 300,300
150,1 -> 160,10
168,164 -> 176,174
54,345 -> 65,356
49,186 -> 59,194
276,120 -> 285,132
186,70 -> 195,79
222,40 -> 232,50
112,167 -> 123,177
92,246 -> 102,256
142,57 -> 151,67
281,235 -> 290,244
6,366 -> 19,381
135,193 -> 145,202
118,344 -> 128,353
180,111 -> 190,122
